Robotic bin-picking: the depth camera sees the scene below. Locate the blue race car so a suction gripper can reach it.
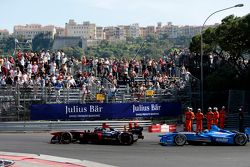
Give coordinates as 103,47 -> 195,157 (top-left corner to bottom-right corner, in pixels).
159,125 -> 250,146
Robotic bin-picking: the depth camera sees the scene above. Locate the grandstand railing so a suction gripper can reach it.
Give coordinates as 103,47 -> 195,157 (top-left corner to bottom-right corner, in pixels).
0,70 -> 200,121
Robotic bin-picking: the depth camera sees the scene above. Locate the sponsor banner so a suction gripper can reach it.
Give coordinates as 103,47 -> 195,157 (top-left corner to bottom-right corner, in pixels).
30,102 -> 181,120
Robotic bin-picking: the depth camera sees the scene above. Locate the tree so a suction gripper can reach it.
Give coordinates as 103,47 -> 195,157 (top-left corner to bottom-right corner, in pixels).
189,13 -> 250,90
32,32 -> 54,51
62,47 -> 83,59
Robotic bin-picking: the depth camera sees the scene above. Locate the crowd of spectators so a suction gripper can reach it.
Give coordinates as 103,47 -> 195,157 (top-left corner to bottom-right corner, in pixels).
0,49 -> 192,102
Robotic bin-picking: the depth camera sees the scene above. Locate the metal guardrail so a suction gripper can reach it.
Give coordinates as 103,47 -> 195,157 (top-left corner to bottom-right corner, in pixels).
0,120 -> 152,132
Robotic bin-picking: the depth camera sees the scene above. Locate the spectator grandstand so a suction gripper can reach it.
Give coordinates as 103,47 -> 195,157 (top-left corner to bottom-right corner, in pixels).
0,49 -> 199,121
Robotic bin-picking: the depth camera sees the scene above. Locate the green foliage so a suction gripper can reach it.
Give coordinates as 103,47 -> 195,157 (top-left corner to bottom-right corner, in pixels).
62,46 -> 83,59
189,35 -> 201,53
0,36 -> 16,54
189,13 -> 250,91
205,64 -> 238,91
32,33 -> 54,51
85,36 -> 175,59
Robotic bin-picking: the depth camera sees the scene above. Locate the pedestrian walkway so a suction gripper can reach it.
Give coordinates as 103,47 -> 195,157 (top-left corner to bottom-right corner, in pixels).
0,152 -> 117,167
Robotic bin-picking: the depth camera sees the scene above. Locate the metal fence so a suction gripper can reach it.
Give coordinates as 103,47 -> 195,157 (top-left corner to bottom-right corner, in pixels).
228,90 -> 250,113
0,84 -> 184,121
0,120 -> 152,132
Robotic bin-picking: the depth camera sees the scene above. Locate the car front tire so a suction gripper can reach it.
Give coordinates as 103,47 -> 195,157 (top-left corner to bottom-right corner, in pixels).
60,132 -> 73,144
234,133 -> 247,146
174,134 -> 187,146
118,132 -> 133,145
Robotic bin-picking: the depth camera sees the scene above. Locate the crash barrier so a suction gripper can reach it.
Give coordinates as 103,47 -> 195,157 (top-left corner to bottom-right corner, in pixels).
0,120 -> 152,132
148,124 -> 161,132
160,124 -> 169,132
169,124 -> 177,132
148,124 -> 177,133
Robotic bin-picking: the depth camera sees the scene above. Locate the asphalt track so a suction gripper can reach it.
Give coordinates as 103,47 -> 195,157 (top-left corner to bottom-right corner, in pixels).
0,132 -> 250,167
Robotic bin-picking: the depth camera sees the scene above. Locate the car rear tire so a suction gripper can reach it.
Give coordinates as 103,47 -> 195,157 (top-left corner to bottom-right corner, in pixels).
119,132 -> 133,145
61,132 -> 73,144
234,133 -> 247,146
174,134 -> 187,146
51,135 -> 61,144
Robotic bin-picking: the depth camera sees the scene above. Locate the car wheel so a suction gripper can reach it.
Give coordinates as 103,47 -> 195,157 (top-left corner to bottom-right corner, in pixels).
119,132 -> 133,145
234,133 -> 247,146
174,134 -> 187,146
51,135 -> 61,144
61,132 -> 73,144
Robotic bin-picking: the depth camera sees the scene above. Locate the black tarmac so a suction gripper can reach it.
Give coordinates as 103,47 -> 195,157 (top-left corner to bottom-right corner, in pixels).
0,132 -> 249,167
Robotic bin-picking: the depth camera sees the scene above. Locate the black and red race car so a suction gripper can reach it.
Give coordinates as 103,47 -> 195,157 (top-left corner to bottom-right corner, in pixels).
50,126 -> 144,145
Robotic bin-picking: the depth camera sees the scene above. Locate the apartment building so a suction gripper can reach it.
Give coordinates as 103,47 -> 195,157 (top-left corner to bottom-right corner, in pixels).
65,19 -> 96,39
157,22 -> 179,38
13,24 -> 56,40
0,29 -> 9,39
139,26 -> 156,38
96,26 -> 105,40
156,22 -> 162,34
55,27 -> 65,37
104,26 -> 126,41
178,25 -> 202,37
128,23 -> 140,38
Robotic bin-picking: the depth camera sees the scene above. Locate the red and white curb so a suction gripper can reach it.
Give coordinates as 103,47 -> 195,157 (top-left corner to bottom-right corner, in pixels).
0,152 -> 117,167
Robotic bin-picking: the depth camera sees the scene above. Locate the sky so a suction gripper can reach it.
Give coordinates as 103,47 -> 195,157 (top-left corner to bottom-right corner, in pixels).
1,0 -> 249,33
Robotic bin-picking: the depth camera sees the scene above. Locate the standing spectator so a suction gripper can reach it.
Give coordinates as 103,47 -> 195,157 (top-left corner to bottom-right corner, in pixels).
55,80 -> 63,102
219,106 -> 226,129
81,55 -> 87,72
3,58 -> 11,75
50,61 -> 56,75
0,56 -> 4,73
32,62 -> 38,74
45,50 -> 51,64
103,58 -> 110,76
67,58 -> 74,74
238,107 -> 245,133
56,50 -> 61,69
26,61 -> 32,76
81,84 -> 88,103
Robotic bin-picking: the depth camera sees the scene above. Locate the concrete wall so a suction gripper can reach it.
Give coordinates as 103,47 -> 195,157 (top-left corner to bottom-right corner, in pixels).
52,36 -> 83,50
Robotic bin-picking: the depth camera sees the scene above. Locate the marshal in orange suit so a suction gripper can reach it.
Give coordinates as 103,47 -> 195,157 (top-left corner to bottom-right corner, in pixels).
206,107 -> 214,130
195,108 -> 204,132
